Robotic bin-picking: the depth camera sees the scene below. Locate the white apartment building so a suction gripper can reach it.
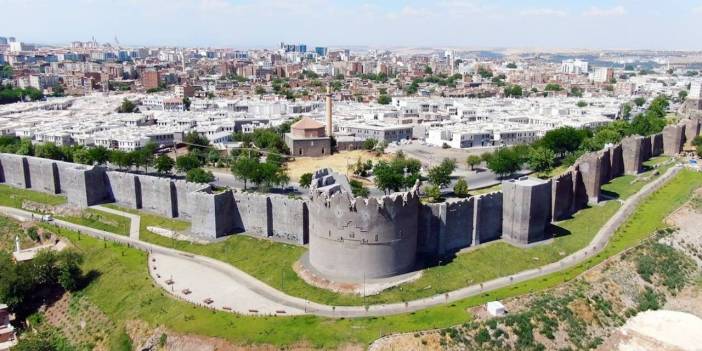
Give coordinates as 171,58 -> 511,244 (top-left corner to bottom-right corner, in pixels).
561,59 -> 589,75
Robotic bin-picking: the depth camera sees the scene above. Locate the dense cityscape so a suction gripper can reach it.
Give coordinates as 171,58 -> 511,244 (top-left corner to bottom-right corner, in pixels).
2,1 -> 702,350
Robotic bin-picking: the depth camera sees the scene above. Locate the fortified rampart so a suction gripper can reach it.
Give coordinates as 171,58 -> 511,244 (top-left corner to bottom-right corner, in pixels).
0,119 -> 696,281
308,185 -> 421,279
502,177 -> 552,245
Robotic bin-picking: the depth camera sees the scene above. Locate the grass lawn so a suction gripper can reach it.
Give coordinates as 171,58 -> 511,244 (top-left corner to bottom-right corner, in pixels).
58,209 -> 132,236
106,186 -> 619,306
0,159 -> 685,308
0,215 -> 33,252
0,184 -> 67,208
601,156 -> 672,200
16,168 -> 698,348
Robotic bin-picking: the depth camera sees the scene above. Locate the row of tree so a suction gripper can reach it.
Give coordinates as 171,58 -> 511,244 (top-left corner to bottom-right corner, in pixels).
0,249 -> 85,318
0,131 -> 217,184
474,95 -> 671,176
0,84 -> 44,104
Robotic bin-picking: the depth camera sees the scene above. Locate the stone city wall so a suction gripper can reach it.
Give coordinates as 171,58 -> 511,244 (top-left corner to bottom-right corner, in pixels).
232,191 -> 271,238
684,119 -> 700,146
190,190 -> 238,238
609,144 -> 624,179
1,119 -> 699,281
551,171 -> 574,221
663,124 -> 685,156
269,196 -> 308,245
472,192 -> 503,245
174,180 -> 210,219
308,188 -> 421,279
27,157 -> 61,194
502,178 -> 552,245
56,163 -> 110,207
105,171 -> 141,208
0,153 -> 30,188
417,198 -> 475,258
136,175 -> 177,218
621,135 -> 644,175
650,133 -> 663,157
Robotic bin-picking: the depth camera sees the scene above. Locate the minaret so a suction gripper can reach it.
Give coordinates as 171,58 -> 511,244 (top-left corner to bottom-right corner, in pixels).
325,85 -> 333,137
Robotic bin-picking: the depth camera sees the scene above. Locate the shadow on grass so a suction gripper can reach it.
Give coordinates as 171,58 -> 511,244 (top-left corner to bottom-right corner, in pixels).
600,189 -> 620,200
78,269 -> 102,290
547,223 -> 572,239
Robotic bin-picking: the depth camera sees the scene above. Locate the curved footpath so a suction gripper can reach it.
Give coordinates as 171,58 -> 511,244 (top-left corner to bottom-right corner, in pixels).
0,165 -> 682,318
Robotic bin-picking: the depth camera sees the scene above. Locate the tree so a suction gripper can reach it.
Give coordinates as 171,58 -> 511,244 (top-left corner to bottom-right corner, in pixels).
424,185 -> 442,203
137,142 -> 158,173
362,138 -> 378,151
477,67 -> 492,79
186,168 -> 215,183
629,112 -> 666,136
427,158 -> 456,187
527,147 -> 555,173
0,64 -> 12,79
506,62 -> 517,69
117,98 -> 138,113
349,179 -> 369,198
154,154 -> 175,174
72,148 -> 91,165
299,173 -> 313,188
373,160 -> 404,194
51,84 -> 65,97
647,95 -> 669,118
207,149 -> 221,165
87,146 -> 110,165
621,103 -> 633,119
16,138 -> 34,156
503,84 -> 523,98
424,65 -> 433,75
182,96 -> 191,110
576,100 -> 588,108
537,126 -> 590,156
570,86 -> 583,97
487,147 -> 523,177
184,131 -> 210,151
453,178 -> 469,198
109,150 -> 133,170
377,94 -> 391,105
57,251 -> 83,291
230,154 -> 259,190
175,154 -> 201,173
255,86 -> 266,95
633,97 -> 646,107
544,83 -> 562,91
678,90 -> 688,101
34,142 -> 66,161
466,155 -> 481,170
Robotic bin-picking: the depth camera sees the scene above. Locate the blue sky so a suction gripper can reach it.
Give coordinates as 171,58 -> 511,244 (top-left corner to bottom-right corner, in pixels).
1,0 -> 701,50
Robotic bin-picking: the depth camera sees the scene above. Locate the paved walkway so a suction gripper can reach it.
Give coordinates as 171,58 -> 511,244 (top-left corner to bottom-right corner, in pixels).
0,165 -> 682,318
91,205 -> 140,239
149,252 -> 305,315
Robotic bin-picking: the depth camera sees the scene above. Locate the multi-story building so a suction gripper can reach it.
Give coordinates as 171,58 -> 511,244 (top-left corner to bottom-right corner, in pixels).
561,59 -> 589,75
591,67 -> 614,83
141,69 -> 160,90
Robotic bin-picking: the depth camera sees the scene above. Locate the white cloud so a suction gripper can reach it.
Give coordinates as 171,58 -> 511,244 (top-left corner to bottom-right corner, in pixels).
519,8 -> 567,17
693,5 -> 702,14
386,5 -> 432,20
583,5 -> 626,17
